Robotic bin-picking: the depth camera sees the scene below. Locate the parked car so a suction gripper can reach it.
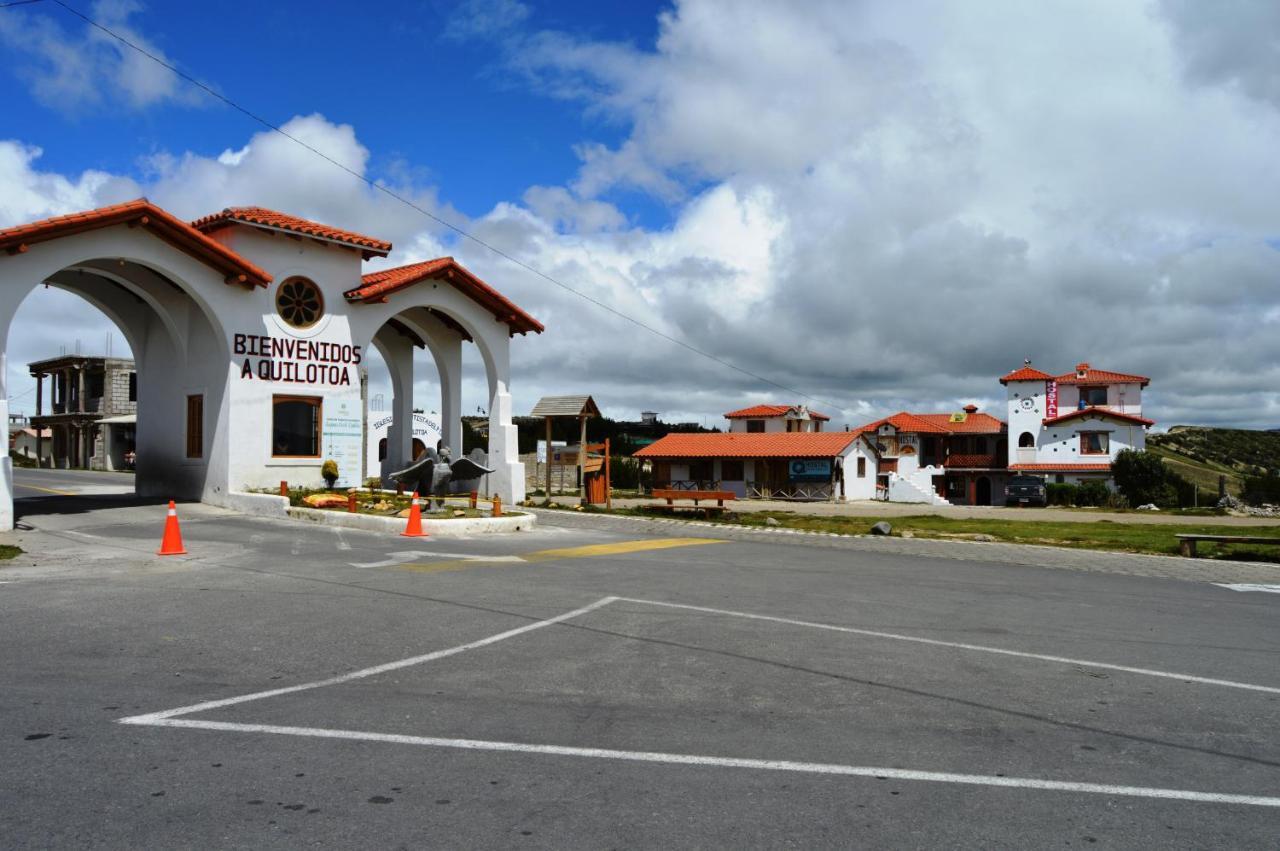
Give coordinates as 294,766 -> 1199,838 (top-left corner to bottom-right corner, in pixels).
1006,474 -> 1047,507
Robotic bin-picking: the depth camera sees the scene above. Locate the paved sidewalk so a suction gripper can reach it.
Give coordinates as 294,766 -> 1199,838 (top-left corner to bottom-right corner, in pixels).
528,507 -> 1280,585
607,497 -> 1280,526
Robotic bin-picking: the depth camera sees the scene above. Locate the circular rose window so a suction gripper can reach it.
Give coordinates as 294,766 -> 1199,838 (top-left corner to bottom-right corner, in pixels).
276,277 -> 324,328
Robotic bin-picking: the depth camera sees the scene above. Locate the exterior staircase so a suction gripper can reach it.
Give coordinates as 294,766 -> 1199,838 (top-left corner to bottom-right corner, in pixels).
887,473 -> 951,505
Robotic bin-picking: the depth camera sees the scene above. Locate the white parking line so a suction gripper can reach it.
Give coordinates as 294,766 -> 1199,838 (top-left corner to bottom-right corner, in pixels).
119,596 -> 617,724
1216,584 -> 1280,594
349,550 -> 522,569
119,595 -> 1280,808
126,718 -> 1280,808
618,597 -> 1280,695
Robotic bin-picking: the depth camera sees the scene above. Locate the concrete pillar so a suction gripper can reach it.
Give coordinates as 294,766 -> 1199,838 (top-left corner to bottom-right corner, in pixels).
484,333 -> 525,504
34,373 -> 43,468
382,336 -> 415,480
430,334 -> 462,459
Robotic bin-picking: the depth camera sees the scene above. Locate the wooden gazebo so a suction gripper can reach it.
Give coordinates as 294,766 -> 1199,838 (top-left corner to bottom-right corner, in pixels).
530,395 -> 601,501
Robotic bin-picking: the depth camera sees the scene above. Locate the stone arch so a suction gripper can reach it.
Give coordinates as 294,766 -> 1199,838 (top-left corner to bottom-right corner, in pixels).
349,282 -> 526,503
0,231 -> 240,528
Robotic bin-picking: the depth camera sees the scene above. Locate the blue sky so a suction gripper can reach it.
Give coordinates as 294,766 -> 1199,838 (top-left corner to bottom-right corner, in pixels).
2,1 -> 1280,429
0,0 -> 667,225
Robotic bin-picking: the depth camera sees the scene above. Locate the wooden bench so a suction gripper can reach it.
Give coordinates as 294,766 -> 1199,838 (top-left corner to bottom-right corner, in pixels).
651,488 -> 736,516
1175,534 -> 1280,558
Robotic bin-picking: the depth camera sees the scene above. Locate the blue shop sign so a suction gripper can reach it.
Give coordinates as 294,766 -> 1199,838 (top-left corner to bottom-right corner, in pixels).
789,459 -> 831,481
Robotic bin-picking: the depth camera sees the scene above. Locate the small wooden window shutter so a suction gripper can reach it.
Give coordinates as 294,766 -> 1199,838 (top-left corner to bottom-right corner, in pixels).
186,394 -> 203,459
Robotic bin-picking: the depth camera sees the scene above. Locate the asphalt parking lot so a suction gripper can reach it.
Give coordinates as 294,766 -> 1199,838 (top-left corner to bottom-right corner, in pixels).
2,470 -> 1278,848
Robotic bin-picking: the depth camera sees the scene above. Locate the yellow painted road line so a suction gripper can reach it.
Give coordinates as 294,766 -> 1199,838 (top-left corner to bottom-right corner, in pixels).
15,483 -> 76,496
521,538 -> 726,562
396,537 -> 726,574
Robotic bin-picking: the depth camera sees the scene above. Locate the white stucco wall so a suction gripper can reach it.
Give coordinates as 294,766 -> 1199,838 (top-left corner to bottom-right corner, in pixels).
844,440 -> 879,501
1056,382 -> 1143,415
726,415 -> 821,433
1032,413 -> 1147,464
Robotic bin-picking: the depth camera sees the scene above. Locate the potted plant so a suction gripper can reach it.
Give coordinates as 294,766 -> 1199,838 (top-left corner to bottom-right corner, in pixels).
321,459 -> 339,489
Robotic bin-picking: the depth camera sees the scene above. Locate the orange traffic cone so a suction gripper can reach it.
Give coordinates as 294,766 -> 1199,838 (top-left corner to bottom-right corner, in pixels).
401,494 -> 428,538
157,500 -> 187,555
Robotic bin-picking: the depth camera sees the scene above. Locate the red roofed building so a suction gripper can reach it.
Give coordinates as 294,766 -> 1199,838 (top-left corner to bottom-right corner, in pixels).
633,405 -> 868,500
1003,359 -> 1153,488
724,403 -> 830,432
851,405 -> 1008,505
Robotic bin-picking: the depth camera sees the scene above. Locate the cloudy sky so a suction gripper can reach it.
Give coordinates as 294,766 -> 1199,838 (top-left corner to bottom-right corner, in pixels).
2,0 -> 1279,429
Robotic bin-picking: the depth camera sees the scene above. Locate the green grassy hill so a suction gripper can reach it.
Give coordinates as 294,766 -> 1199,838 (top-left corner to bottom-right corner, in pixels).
1147,426 -> 1280,497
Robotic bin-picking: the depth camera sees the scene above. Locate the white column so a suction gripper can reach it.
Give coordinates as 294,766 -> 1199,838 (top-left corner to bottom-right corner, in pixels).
384,336 -> 415,478
0,308 -> 15,530
485,332 -> 525,504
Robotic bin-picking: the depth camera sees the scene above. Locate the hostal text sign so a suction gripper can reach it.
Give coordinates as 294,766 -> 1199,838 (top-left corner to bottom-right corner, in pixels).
234,333 -> 361,386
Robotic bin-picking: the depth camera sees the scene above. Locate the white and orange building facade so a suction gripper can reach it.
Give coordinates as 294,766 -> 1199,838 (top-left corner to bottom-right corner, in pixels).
854,406 -> 1008,505
1001,361 -> 1153,484
0,201 -> 542,528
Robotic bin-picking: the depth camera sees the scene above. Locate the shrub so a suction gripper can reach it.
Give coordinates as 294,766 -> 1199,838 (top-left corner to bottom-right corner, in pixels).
1046,483 -> 1078,506
1242,473 -> 1280,505
1076,479 -> 1111,507
1112,449 -> 1173,506
610,456 -> 652,491
321,459 -> 339,488
364,476 -> 382,490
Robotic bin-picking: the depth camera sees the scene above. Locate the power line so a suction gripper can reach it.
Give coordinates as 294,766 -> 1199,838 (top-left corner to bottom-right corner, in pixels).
0,0 -> 45,8
46,0 -> 845,414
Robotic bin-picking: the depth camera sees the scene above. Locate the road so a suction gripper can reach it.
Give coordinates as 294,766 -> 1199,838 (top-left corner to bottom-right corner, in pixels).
12,466 -> 135,497
1,472 -> 1278,848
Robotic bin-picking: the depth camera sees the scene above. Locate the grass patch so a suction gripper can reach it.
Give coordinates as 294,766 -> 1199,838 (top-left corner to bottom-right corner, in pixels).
536,503 -> 1280,563
0,544 -> 23,560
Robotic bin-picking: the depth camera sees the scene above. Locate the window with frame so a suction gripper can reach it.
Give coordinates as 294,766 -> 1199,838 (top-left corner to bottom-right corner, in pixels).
721,459 -> 744,481
857,457 -> 866,478
1080,386 -> 1108,407
746,419 -> 766,433
272,395 -> 321,457
1079,431 -> 1108,455
128,372 -> 137,402
688,460 -> 713,482
186,394 -> 203,459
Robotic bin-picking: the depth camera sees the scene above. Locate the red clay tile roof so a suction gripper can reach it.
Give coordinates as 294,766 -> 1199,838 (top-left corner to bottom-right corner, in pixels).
633,431 -> 859,459
856,411 -> 1005,435
999,366 -> 1054,384
1009,463 -> 1111,472
911,412 -> 1006,434
723,404 -> 831,421
1042,407 -> 1154,428
1053,365 -> 1150,387
345,258 -> 543,335
0,199 -> 271,288
191,206 -> 392,258
944,453 -> 1007,469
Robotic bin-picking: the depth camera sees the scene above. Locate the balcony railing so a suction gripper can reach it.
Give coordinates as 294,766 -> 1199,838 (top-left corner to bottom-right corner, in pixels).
746,482 -> 834,501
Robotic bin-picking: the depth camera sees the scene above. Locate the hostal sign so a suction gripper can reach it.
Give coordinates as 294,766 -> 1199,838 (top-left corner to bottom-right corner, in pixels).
233,333 -> 362,386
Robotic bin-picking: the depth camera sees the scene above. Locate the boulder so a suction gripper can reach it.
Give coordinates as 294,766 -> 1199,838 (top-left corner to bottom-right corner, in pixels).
765,517 -> 780,527
871,521 -> 892,536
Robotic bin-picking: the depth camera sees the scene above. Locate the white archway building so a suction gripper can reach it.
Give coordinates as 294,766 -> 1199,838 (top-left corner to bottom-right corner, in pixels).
0,201 -> 542,529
